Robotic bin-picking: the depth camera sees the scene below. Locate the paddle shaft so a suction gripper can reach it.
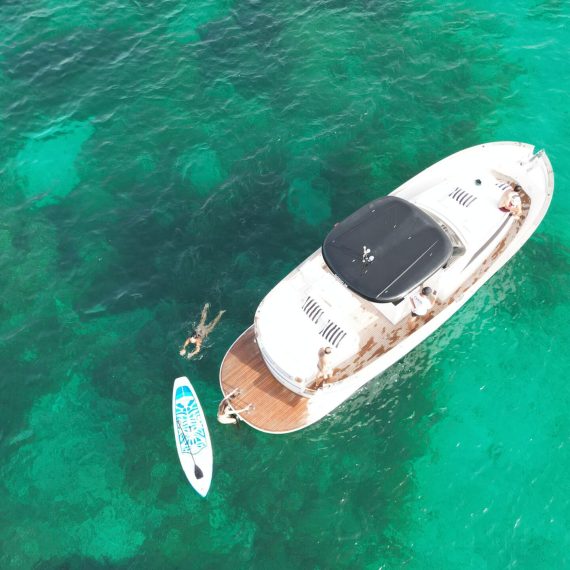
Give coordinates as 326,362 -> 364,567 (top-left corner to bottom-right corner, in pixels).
176,419 -> 203,479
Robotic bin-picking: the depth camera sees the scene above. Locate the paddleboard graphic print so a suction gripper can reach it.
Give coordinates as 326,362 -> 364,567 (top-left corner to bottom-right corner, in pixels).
172,377 -> 213,497
176,390 -> 206,453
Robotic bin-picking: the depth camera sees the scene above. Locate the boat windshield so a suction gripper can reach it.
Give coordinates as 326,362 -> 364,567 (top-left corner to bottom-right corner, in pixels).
422,210 -> 466,268
322,196 -> 453,302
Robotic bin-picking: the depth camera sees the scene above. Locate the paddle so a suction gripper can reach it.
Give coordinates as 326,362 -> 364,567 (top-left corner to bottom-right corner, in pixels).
176,419 -> 204,480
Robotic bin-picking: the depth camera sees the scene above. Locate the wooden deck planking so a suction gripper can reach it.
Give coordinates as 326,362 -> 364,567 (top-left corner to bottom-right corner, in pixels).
220,327 -> 310,433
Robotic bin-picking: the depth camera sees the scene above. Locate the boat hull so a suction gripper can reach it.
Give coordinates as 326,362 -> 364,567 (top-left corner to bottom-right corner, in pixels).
219,142 -> 554,433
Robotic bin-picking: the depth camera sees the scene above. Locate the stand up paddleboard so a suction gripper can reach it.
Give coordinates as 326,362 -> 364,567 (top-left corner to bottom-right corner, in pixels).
172,376 -> 213,497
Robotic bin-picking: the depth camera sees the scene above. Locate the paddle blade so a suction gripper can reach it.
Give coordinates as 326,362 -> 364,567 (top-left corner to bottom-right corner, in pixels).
194,465 -> 204,479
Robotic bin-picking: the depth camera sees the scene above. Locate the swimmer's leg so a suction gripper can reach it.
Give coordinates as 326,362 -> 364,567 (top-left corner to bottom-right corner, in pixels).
202,310 -> 226,336
198,303 -> 210,328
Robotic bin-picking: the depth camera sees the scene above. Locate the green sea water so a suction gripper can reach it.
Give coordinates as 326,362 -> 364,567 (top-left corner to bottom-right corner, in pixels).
1,0 -> 569,568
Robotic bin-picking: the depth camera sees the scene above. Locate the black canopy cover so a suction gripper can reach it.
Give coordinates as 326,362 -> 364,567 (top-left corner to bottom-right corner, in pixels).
322,196 -> 453,303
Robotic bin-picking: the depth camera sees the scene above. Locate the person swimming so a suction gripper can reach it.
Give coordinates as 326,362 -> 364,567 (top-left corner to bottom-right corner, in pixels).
180,303 -> 226,360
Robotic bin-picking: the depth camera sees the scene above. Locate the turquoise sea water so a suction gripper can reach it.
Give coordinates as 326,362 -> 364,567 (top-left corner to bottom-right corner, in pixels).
1,0 -> 569,568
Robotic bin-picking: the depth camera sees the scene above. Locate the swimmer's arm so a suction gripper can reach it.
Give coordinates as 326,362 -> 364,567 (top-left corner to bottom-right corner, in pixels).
186,344 -> 202,359
180,337 -> 197,355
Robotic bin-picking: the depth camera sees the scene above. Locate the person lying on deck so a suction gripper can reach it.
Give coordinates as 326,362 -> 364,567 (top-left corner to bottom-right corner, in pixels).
307,347 -> 333,391
180,302 -> 226,359
498,184 -> 523,219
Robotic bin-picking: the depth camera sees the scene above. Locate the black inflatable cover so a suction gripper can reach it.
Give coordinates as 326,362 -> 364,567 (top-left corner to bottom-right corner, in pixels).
322,196 -> 452,303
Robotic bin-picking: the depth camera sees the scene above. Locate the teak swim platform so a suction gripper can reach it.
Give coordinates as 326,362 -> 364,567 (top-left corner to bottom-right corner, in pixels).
220,327 -> 310,433
219,142 -> 554,434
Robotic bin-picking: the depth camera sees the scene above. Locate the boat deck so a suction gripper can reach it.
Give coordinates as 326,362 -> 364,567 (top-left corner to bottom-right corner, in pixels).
219,327 -> 310,433
220,191 -> 531,433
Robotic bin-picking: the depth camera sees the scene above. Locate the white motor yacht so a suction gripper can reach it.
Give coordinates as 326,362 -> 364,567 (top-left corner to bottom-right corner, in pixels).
219,142 -> 554,433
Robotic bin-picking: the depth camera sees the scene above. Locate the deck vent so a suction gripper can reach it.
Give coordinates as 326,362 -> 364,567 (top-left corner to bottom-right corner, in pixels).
449,187 -> 477,207
495,181 -> 511,193
319,320 -> 347,348
302,297 -> 348,348
302,297 -> 324,323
